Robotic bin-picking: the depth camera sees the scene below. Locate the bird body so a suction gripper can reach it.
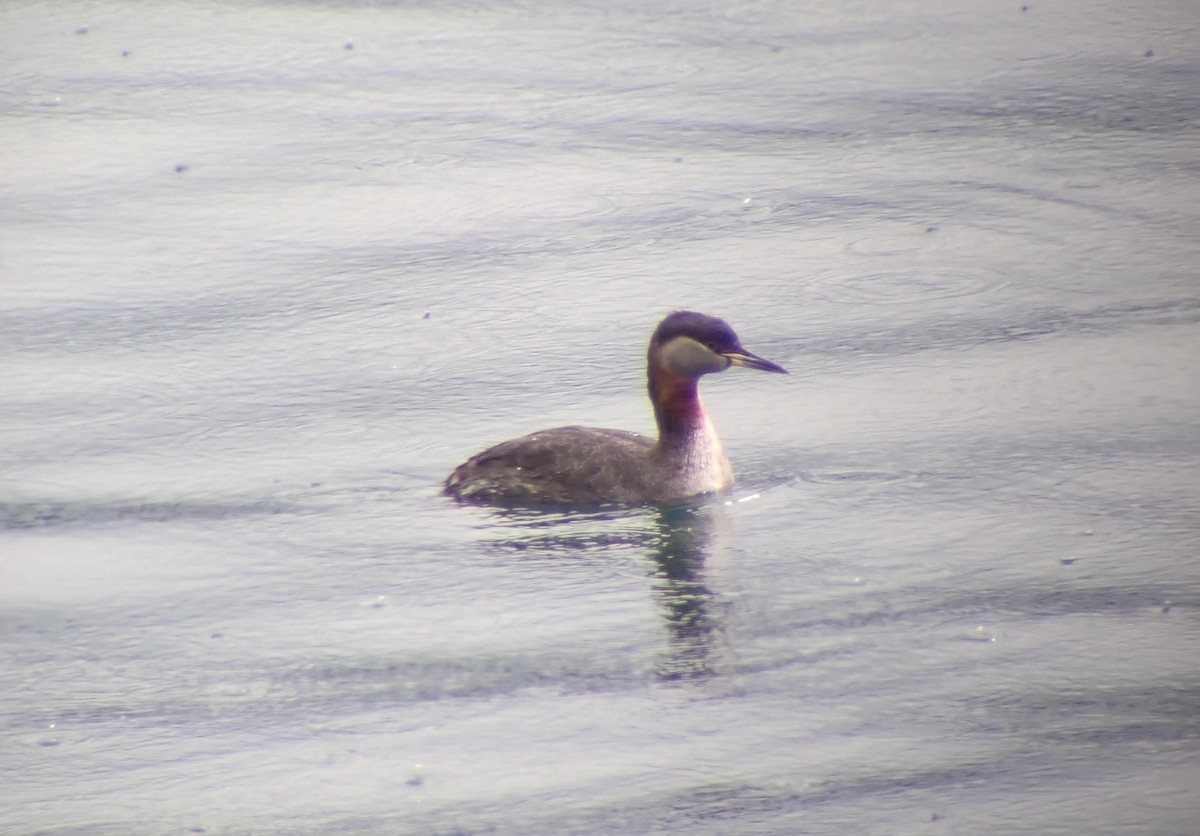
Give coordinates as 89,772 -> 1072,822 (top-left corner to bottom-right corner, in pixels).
444,311 -> 786,506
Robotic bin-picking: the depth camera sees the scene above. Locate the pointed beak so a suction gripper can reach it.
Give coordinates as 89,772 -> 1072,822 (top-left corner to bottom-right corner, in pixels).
723,348 -> 788,375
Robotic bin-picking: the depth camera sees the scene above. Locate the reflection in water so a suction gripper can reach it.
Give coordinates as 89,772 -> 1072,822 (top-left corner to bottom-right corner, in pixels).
648,505 -> 731,681
483,502 -> 735,681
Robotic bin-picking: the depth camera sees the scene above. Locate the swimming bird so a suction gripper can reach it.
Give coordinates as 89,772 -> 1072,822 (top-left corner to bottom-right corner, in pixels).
444,310 -> 787,506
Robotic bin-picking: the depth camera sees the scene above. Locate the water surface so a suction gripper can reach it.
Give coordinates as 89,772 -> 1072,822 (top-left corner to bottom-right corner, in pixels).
2,1 -> 1199,833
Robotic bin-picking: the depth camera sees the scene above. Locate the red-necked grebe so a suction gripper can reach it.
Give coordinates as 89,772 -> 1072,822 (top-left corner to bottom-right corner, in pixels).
444,310 -> 787,506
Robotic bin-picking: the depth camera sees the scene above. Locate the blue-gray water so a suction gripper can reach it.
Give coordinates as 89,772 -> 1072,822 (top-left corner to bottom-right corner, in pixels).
3,1 -> 1199,833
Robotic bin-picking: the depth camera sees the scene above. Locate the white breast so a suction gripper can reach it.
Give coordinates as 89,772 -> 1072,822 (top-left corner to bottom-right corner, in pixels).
661,414 -> 734,498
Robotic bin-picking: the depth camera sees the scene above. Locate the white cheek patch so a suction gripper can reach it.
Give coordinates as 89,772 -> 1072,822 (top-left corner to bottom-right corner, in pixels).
662,336 -> 727,377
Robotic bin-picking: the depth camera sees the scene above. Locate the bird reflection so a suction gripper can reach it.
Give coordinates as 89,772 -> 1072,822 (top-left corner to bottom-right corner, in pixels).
648,504 -> 730,680
483,501 -> 732,681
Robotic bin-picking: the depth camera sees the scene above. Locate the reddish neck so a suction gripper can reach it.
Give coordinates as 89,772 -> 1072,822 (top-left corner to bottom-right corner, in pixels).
649,367 -> 707,443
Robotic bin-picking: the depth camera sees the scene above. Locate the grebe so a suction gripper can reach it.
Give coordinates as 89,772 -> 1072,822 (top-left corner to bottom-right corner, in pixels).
444,310 -> 787,506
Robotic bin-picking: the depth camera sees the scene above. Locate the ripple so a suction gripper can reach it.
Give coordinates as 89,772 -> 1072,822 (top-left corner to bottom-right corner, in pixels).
843,231 -> 936,258
799,469 -> 922,486
9,725 -> 97,751
0,497 -> 298,531
823,266 -> 1010,307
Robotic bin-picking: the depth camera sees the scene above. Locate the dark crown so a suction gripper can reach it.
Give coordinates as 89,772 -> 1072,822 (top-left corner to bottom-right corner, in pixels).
651,310 -> 741,352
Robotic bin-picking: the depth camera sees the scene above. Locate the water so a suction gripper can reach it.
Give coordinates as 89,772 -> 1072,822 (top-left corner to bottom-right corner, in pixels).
3,1 -> 1199,833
